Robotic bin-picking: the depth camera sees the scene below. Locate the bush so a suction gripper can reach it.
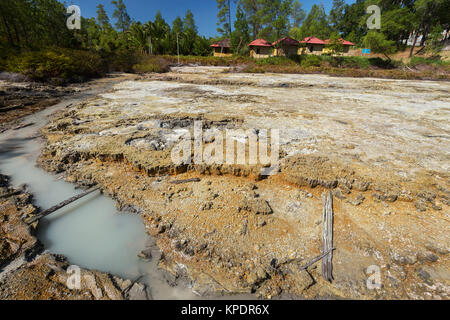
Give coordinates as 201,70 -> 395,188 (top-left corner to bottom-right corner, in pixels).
255,56 -> 297,66
300,55 -> 322,67
133,56 -> 170,73
6,48 -> 106,82
106,49 -> 141,73
368,57 -> 398,69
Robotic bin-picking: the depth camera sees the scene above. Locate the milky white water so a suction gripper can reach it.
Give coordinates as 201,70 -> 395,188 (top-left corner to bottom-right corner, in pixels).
0,92 -> 200,299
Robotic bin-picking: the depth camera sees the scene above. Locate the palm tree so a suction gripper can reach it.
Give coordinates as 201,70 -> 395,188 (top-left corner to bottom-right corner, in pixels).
127,22 -> 151,54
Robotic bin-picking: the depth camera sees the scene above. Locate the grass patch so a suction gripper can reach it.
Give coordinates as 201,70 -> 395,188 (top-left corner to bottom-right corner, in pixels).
241,63 -> 450,80
408,56 -> 449,67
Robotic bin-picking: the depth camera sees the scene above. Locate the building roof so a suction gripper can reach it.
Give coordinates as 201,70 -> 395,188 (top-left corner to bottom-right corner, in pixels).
272,37 -> 300,46
324,38 -> 355,46
248,39 -> 273,47
210,39 -> 231,48
300,37 -> 326,45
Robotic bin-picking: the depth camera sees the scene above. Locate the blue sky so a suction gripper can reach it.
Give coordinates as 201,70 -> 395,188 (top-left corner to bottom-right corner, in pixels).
63,0 -> 355,38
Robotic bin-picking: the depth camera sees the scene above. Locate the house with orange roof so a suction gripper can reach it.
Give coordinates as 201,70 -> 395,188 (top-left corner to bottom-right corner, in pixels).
299,37 -> 326,55
249,39 -> 273,59
210,39 -> 232,57
272,37 -> 300,57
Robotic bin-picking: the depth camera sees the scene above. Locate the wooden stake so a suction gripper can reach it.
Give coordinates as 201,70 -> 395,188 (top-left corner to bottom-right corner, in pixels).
322,191 -> 334,282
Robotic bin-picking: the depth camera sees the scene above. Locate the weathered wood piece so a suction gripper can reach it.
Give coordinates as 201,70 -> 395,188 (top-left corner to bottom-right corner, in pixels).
299,248 -> 336,271
24,186 -> 100,224
322,191 -> 334,282
169,178 -> 201,185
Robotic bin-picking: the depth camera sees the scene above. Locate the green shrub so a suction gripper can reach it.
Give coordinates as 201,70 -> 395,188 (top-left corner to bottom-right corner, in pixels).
106,49 -> 141,73
255,56 -> 297,66
300,55 -> 323,67
133,56 -> 170,73
6,48 -> 105,82
368,57 -> 398,69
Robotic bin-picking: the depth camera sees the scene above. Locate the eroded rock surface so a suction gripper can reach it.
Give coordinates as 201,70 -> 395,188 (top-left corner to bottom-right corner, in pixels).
31,67 -> 450,299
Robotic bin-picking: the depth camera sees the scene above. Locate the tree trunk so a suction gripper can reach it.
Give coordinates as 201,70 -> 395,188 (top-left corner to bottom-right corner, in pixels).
410,9 -> 427,58
0,12 -> 15,47
409,31 -> 419,58
227,0 -> 232,36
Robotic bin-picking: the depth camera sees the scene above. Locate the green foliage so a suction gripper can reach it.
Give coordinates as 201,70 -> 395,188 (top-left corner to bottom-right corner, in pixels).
291,0 -> 306,27
231,4 -> 251,55
133,56 -> 170,73
300,55 -> 322,67
255,57 -> 297,66
0,0 -> 77,49
6,48 -> 105,82
291,3 -> 331,40
112,0 -> 131,32
363,31 -> 397,60
426,25 -> 445,56
326,32 -> 345,55
216,0 -> 232,36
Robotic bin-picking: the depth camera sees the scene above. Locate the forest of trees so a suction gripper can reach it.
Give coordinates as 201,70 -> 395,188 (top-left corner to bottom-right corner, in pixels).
0,0 -> 448,60
0,0 -> 211,57
219,0 -> 449,55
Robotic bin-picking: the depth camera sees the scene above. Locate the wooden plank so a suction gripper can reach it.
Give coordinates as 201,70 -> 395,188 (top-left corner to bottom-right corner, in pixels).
24,186 -> 100,224
169,178 -> 201,185
322,191 -> 334,282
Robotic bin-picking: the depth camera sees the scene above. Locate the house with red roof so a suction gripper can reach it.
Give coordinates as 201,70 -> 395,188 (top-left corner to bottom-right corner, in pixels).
299,37 -> 326,55
272,37 -> 300,57
323,38 -> 355,54
249,39 -> 273,59
210,39 -> 232,57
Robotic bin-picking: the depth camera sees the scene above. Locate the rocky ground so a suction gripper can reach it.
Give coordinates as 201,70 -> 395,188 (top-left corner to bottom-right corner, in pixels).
0,78 -> 78,133
32,67 -> 449,300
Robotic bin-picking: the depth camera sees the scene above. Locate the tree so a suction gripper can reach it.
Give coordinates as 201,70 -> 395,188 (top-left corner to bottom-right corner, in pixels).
112,0 -> 131,32
264,0 -> 293,41
380,6 -> 414,45
363,30 -> 396,61
338,0 -> 366,45
291,3 -> 331,40
231,4 -> 251,55
171,17 -> 183,55
326,31 -> 345,55
426,25 -> 445,56
291,0 -> 306,28
127,22 -> 151,54
150,11 -> 171,55
329,0 -> 346,32
96,4 -> 110,29
409,0 -> 446,57
217,0 -> 233,37
239,0 -> 263,38
180,10 -> 198,55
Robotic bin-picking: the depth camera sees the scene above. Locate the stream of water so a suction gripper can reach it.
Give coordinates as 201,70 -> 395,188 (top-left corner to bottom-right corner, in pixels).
0,87 -> 200,299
